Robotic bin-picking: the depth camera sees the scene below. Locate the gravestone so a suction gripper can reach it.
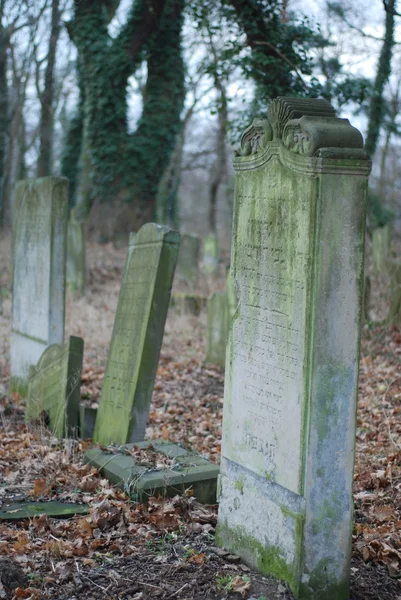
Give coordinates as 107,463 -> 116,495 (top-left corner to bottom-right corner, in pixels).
202,233 -> 219,275
171,292 -> 207,316
66,210 -> 86,295
176,233 -> 200,286
216,98 -> 371,600
206,292 -> 228,367
26,336 -> 84,439
94,223 -> 180,445
372,224 -> 391,273
10,177 -> 68,395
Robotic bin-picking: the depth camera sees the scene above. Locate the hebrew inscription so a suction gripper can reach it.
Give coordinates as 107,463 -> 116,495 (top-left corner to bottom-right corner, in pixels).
225,162 -> 315,494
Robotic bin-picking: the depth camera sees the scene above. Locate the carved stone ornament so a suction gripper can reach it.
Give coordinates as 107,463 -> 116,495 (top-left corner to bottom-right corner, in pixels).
235,97 -> 367,160
235,118 -> 273,157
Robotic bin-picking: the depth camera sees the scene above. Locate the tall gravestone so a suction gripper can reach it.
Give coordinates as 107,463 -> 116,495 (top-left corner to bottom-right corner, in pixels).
66,210 -> 87,295
26,336 -> 84,439
202,233 -> 219,275
206,292 -> 228,367
216,98 -> 371,599
176,233 -> 200,286
10,177 -> 68,395
94,223 -> 180,445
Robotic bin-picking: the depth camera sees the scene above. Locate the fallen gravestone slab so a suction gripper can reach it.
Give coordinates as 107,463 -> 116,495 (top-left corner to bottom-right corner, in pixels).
93,223 -> 180,445
0,501 -> 89,520
85,441 -> 219,504
216,97 -> 371,599
10,177 -> 68,396
26,336 -> 84,439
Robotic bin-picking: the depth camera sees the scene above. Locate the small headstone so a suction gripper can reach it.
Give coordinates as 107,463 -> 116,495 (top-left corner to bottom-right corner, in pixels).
372,224 -> 391,273
171,292 -> 207,316
85,440 -> 219,504
202,233 -> 219,275
216,97 -> 371,599
10,177 -> 68,395
387,260 -> 401,324
66,211 -> 86,295
94,223 -> 180,445
176,233 -> 200,286
26,336 -> 84,439
206,292 -> 228,367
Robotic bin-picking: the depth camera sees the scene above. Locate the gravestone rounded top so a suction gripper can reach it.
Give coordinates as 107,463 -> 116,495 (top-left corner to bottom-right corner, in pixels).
136,223 -> 180,246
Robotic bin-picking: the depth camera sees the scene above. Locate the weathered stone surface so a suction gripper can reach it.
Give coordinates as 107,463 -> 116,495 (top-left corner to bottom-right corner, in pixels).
206,292 -> 228,367
202,233 -> 219,275
226,270 -> 237,322
387,260 -> 401,324
66,210 -> 86,295
372,225 -> 391,273
176,233 -> 200,286
10,177 -> 68,395
26,336 -> 84,439
85,440 -> 219,504
94,223 -> 180,445
216,97 -> 371,600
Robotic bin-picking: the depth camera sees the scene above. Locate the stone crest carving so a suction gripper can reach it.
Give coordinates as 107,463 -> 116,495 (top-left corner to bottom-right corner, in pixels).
234,97 -> 366,160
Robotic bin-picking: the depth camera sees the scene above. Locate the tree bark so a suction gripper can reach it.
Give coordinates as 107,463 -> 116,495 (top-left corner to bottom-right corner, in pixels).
37,0 -> 61,177
365,0 -> 397,158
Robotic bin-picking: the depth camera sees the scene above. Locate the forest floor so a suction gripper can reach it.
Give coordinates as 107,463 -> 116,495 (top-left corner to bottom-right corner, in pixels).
0,234 -> 401,599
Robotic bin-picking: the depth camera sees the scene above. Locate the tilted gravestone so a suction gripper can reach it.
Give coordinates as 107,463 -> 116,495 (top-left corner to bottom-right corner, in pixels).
66,210 -> 86,295
26,336 -> 84,439
10,177 -> 68,395
94,223 -> 180,445
176,233 -> 200,286
202,233 -> 219,275
206,292 -> 228,367
216,98 -> 371,599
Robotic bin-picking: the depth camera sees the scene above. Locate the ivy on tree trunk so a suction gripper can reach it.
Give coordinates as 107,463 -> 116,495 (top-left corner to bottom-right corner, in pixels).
69,0 -> 185,228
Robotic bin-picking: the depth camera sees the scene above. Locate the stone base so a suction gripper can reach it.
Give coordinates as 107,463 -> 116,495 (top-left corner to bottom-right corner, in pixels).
216,458 -> 304,597
85,440 -> 219,503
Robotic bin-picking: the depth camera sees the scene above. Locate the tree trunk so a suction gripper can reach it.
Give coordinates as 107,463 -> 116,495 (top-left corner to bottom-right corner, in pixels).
37,0 -> 61,177
365,0 -> 396,158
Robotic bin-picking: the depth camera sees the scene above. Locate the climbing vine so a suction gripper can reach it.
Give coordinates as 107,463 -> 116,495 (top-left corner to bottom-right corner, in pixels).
67,0 -> 184,227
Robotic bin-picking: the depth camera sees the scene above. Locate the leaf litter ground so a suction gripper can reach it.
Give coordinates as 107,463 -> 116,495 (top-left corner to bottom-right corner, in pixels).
0,235 -> 401,599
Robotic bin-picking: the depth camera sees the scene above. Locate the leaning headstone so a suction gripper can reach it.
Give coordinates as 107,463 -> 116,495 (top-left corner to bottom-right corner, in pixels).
372,224 -> 391,273
10,177 -> 68,395
176,233 -> 200,286
216,98 -> 371,600
26,336 -> 84,439
94,223 -> 180,445
66,210 -> 86,295
202,233 -> 219,275
206,292 -> 228,367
